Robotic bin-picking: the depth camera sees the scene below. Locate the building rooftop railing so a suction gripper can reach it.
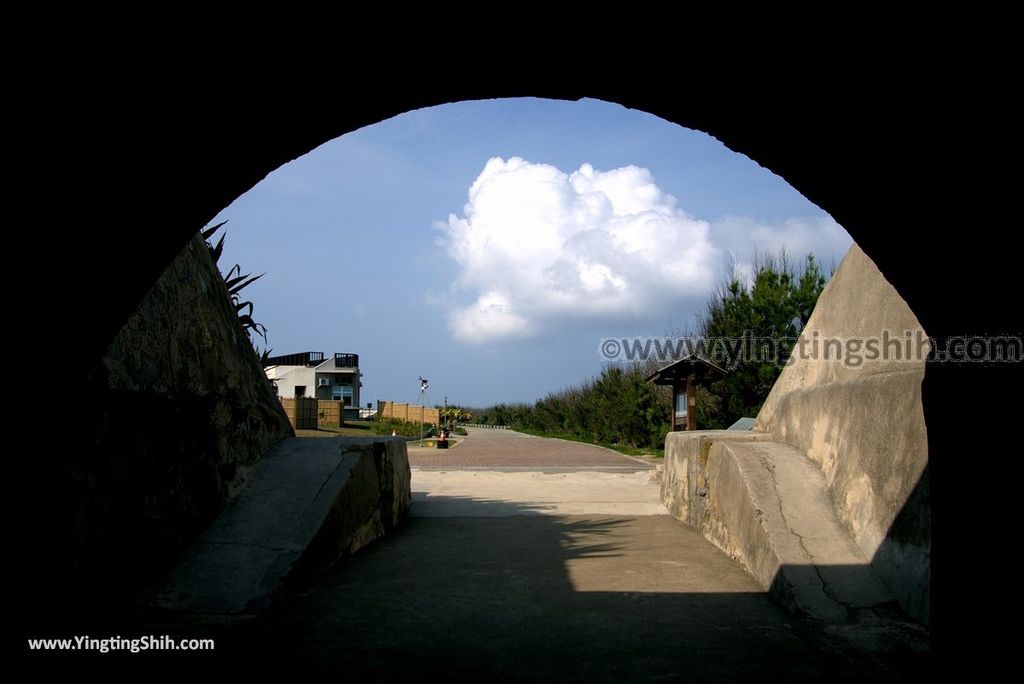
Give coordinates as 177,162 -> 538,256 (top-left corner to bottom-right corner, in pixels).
262,351 -> 359,369
334,353 -> 359,368
263,351 -> 325,368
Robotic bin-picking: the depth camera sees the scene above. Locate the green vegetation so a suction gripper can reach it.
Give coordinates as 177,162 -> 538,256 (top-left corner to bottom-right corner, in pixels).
478,250 -> 828,447
439,406 -> 473,429
201,221 -> 271,362
478,365 -> 670,451
696,252 -> 826,427
371,418 -> 434,438
298,419 -> 438,439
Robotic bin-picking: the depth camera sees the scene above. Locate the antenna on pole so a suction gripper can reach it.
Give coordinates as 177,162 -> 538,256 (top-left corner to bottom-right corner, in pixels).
418,377 -> 429,445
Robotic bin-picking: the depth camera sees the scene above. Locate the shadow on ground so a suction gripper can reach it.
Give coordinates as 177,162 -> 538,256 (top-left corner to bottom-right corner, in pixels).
29,495 -> 929,681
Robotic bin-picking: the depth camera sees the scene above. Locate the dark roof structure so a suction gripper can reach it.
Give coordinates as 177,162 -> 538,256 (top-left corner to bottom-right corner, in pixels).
646,355 -> 726,386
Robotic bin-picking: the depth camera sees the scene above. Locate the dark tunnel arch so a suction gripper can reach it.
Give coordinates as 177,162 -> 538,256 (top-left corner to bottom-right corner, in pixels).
18,79 -> 1022,658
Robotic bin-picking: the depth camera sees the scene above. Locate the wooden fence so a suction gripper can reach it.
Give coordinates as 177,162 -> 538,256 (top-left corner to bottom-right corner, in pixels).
377,400 -> 440,426
280,398 -> 345,429
280,397 -> 318,430
316,400 -> 344,428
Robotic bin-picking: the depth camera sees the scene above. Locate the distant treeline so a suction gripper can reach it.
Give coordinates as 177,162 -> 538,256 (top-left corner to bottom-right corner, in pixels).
479,366 -> 669,449
477,251 -> 827,449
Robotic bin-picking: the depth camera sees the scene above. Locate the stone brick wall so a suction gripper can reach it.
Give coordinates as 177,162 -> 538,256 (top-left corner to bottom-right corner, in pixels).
65,234 -> 293,607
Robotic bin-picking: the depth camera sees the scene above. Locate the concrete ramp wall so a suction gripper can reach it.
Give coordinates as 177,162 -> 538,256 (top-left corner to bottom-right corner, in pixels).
661,244 -> 929,624
661,432 -> 893,622
153,436 -> 411,615
756,244 -> 929,623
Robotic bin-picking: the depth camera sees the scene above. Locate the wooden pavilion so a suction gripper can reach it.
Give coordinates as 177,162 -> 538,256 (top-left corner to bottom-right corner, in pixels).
646,356 -> 726,431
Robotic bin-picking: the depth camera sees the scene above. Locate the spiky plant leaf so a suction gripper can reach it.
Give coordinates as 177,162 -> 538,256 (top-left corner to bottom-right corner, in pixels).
209,233 -> 226,265
201,220 -> 228,241
228,272 -> 265,295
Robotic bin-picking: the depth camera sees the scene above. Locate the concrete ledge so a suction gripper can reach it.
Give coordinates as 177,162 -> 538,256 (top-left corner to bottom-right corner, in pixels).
660,430 -> 772,525
151,436 -> 410,615
661,432 -> 892,622
757,370 -> 929,623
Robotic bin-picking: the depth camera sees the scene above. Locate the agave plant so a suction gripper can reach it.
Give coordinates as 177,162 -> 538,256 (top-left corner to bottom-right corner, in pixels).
201,221 -> 270,348
202,221 -> 228,265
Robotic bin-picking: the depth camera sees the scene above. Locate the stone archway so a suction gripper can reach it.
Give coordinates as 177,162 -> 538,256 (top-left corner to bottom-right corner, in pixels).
18,81 -> 1020,651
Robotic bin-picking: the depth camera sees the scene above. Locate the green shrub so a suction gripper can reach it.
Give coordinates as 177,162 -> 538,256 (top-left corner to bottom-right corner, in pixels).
371,418 -> 433,438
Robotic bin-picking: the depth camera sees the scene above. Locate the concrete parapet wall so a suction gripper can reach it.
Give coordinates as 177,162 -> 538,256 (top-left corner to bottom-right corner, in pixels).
292,437 -> 412,585
705,441 -> 891,621
756,244 -> 929,623
660,244 -> 930,624
662,432 -> 892,622
156,436 -> 411,614
661,430 -> 772,526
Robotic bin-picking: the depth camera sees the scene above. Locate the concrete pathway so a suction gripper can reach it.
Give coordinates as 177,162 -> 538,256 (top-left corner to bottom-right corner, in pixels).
146,429 -> 929,680
412,469 -> 667,516
238,516 -> 858,681
411,428 -> 664,517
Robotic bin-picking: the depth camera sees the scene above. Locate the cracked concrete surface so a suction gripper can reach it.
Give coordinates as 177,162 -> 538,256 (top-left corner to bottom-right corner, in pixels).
693,439 -> 893,622
765,442 -> 891,609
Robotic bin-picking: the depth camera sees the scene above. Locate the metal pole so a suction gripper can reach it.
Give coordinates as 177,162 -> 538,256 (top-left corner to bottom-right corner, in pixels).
417,377 -> 429,447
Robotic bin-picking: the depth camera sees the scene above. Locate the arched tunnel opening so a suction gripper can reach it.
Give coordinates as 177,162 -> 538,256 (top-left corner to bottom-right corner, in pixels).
15,81 -> 1020,676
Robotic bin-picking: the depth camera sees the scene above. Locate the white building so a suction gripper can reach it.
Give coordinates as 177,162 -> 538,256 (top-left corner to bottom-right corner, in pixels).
264,351 -> 362,412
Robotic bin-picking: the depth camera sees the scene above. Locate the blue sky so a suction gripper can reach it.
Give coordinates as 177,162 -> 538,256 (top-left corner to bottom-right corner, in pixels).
212,98 -> 851,408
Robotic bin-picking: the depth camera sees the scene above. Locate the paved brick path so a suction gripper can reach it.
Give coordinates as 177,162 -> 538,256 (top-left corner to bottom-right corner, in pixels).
407,428 -> 652,469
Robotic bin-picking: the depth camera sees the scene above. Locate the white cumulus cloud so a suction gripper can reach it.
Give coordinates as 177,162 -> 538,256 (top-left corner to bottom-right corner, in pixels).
438,157 -> 720,344
712,214 -> 852,269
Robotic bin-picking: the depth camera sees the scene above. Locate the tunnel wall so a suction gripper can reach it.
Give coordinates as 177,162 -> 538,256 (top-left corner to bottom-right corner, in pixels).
67,234 -> 293,606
